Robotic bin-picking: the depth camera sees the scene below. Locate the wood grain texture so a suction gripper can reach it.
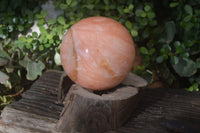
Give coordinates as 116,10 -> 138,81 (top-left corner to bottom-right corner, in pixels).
121,72 -> 148,87
0,70 -> 200,133
56,84 -> 139,133
106,89 -> 200,133
0,70 -> 63,133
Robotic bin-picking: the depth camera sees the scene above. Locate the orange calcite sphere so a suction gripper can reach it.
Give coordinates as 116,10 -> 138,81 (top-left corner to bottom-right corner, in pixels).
61,16 -> 135,90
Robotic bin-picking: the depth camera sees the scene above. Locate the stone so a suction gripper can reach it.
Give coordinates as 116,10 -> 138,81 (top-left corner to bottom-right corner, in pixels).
60,16 -> 135,90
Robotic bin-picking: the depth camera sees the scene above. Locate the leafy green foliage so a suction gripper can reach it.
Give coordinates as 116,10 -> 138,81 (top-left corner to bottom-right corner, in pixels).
142,0 -> 200,90
19,56 -> 45,80
0,0 -> 46,109
172,57 -> 197,77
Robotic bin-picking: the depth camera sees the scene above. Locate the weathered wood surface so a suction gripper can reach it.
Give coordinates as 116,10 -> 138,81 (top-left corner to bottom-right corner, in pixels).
55,71 -> 146,133
107,89 -> 200,133
0,70 -> 200,133
122,72 -> 147,87
56,84 -> 139,133
0,70 -> 63,133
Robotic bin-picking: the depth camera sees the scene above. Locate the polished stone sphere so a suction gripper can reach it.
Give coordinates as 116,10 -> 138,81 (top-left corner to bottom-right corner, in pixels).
60,16 -> 135,90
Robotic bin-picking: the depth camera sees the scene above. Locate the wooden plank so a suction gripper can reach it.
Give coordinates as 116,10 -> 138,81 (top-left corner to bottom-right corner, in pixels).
0,70 -> 63,133
0,70 -> 200,133
0,107 -> 58,132
107,89 -> 200,133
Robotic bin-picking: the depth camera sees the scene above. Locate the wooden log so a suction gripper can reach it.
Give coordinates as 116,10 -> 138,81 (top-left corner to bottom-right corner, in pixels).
0,106 -> 58,132
121,72 -> 148,87
56,84 -> 139,133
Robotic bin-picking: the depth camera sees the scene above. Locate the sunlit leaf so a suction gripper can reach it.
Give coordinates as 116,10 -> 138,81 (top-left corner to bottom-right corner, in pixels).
26,60 -> 45,80
125,21 -> 132,30
60,3 -> 68,10
48,19 -> 56,25
0,71 -> 9,85
54,51 -> 61,65
58,16 -> 65,25
66,0 -> 72,5
140,47 -> 148,54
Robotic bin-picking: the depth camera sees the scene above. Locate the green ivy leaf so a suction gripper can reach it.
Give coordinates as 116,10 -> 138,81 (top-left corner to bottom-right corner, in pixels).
123,8 -> 129,13
131,30 -> 138,37
26,60 -> 45,80
140,47 -> 148,54
174,41 -> 181,48
135,9 -> 144,17
44,43 -> 51,48
149,48 -> 155,55
19,56 -> 45,80
49,39 -> 54,44
183,15 -> 192,22
40,10 -> 47,18
129,4 -> 134,10
141,12 -> 147,17
103,0 -> 109,5
0,71 -> 9,83
169,2 -> 179,8
58,16 -> 65,25
32,32 -> 38,38
86,4 -> 94,10
54,51 -> 61,65
173,57 -> 197,77
0,57 -> 8,66
39,26 -> 47,34
0,71 -> 9,87
182,52 -> 189,58
187,83 -> 199,92
47,34 -> 53,39
66,0 -> 72,5
48,19 -> 56,25
36,14 -> 42,19
71,1 -> 78,7
125,21 -> 132,30
0,49 -> 10,60
170,56 -> 179,65
37,19 -> 44,26
55,25 -> 63,35
17,25 -> 24,32
117,7 -> 124,14
19,36 -> 26,42
19,56 -> 30,68
156,55 -> 164,63
144,5 -> 151,12
140,18 -> 148,26
184,5 -> 193,15
165,21 -> 175,43
161,44 -> 171,54
6,61 -> 14,73
60,3 -> 68,10
175,44 -> 185,54
39,45 -> 44,51
147,12 -> 155,19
